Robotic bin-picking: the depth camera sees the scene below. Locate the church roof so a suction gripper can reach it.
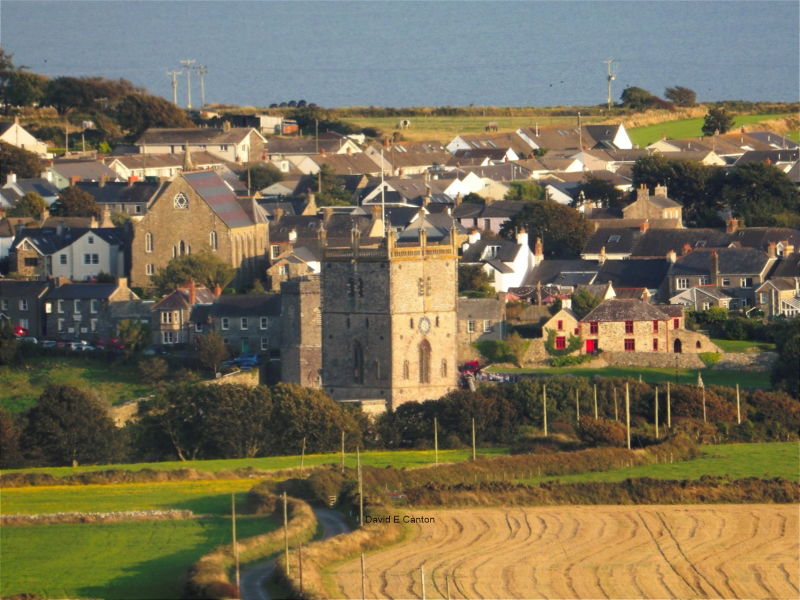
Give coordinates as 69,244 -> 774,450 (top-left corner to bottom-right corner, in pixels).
183,171 -> 253,228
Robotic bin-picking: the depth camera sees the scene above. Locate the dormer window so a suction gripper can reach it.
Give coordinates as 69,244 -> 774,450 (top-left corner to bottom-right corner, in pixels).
694,240 -> 706,248
173,193 -> 189,209
607,235 -> 621,243
484,245 -> 501,259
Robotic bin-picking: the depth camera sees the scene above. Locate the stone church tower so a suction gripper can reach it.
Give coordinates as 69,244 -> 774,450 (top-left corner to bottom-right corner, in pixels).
320,228 -> 459,412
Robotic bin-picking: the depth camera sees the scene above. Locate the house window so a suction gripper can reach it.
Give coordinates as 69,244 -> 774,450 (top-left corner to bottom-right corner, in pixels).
57,300 -> 64,313
441,359 -> 448,377
625,320 -> 634,334
90,319 -> 97,332
653,339 -> 658,351
240,317 -> 248,330
162,331 -> 175,344
24,257 -> 38,267
557,320 -> 563,331
57,318 -> 65,332
624,339 -> 635,352
260,337 -> 269,351
145,232 -> 153,253
87,235 -> 94,244
353,341 -> 364,384
210,231 -> 218,251
467,320 -> 476,333
90,299 -> 98,314
18,299 -> 28,311
0,299 -> 7,310
759,293 -> 767,305
652,320 -> 659,333
135,205 -> 142,214
702,302 -> 710,310
146,264 -> 154,276
556,336 -> 566,350
195,323 -> 203,333
60,254 -> 67,265
220,145 -> 229,151
590,321 -> 598,334
740,277 -> 753,288
278,265 -> 288,275
83,253 -> 99,265
19,318 -> 29,330
403,360 -> 410,380
271,245 -> 281,259
73,299 -> 81,314
260,317 -> 268,330
698,276 -> 709,285
483,320 -> 493,333
173,193 -> 189,209
721,277 -> 730,287
161,311 -> 173,324
221,317 -> 229,330
417,278 -> 425,296
673,318 -> 680,329
676,278 -> 689,290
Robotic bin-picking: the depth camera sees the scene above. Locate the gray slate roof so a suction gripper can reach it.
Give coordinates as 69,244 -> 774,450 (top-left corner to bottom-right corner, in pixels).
669,248 -> 770,277
582,298 -> 673,322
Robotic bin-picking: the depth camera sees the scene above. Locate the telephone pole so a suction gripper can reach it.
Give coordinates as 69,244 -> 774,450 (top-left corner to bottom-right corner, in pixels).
166,71 -> 180,105
604,59 -> 616,110
180,59 -> 196,109
196,64 -> 208,108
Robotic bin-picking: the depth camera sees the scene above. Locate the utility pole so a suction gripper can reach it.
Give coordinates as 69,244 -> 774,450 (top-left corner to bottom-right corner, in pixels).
231,494 -> 240,597
283,491 -> 290,576
166,71 -> 180,105
625,383 -> 631,450
196,64 -> 208,108
180,59 -> 196,109
357,447 -> 364,526
341,430 -> 345,473
604,59 -> 616,110
655,387 -> 659,439
593,384 -> 598,419
471,418 -> 476,460
434,417 -> 439,465
300,436 -> 306,474
542,385 -> 548,436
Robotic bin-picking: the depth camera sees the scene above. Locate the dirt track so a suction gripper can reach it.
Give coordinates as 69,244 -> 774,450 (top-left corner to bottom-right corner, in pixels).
331,505 -> 798,599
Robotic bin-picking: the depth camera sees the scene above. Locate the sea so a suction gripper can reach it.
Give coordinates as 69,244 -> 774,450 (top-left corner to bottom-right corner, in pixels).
1,0 -> 798,109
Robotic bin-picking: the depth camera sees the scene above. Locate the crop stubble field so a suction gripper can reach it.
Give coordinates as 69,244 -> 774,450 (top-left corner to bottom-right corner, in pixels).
332,505 -> 798,599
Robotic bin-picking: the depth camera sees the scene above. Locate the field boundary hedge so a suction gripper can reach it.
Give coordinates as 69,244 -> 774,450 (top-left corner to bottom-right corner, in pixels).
183,487 -> 317,599
1,509 -> 195,526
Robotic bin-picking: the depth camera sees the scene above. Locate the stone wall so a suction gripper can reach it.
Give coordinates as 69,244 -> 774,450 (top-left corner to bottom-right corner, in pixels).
604,351 -> 705,369
204,368 -> 260,387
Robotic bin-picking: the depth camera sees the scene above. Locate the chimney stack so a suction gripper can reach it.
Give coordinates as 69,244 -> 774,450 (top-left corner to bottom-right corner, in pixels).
6,172 -> 16,185
726,218 -> 739,234
273,207 -> 284,222
188,279 -> 197,305
213,283 -> 222,297
636,183 -> 649,202
767,242 -> 777,259
639,219 -> 650,233
534,236 -> 544,260
654,183 -> 668,197
99,175 -> 107,188
598,245 -> 607,264
667,249 -> 677,263
100,204 -> 113,228
70,175 -> 80,186
127,175 -> 138,186
682,243 -> 692,256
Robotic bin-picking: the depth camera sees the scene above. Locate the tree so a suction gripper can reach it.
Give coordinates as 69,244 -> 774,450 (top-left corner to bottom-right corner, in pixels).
702,107 -> 734,136
6,71 -> 47,108
51,186 -> 100,217
0,318 -> 18,365
718,162 -> 800,227
314,164 -> 352,206
631,154 -> 725,227
22,384 -> 119,466
500,200 -> 592,259
203,385 -> 273,458
240,162 -> 283,192
117,319 -> 151,359
151,251 -> 235,295
620,86 -> 654,110
43,76 -> 100,116
504,181 -> 546,203
770,323 -> 799,398
0,408 -> 24,468
7,191 -> 46,219
574,176 -> 624,211
571,289 -> 601,320
458,264 -> 495,298
664,85 -> 697,107
0,141 -> 43,180
462,192 -> 486,204
195,332 -> 228,374
137,384 -> 213,461
115,93 -> 193,136
138,357 -> 168,384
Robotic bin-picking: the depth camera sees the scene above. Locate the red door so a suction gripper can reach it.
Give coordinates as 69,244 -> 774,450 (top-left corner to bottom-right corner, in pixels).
586,339 -> 597,353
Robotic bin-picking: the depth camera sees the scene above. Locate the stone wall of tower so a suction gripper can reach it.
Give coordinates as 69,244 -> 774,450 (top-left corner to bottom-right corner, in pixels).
320,234 -> 459,411
280,276 -> 322,387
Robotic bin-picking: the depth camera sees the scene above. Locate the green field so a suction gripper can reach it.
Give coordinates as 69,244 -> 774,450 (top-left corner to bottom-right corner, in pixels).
517,441 -> 799,485
1,447 -> 510,478
627,113 -> 795,147
0,516 -> 276,599
486,365 -> 771,389
711,338 -> 776,353
0,354 -> 153,413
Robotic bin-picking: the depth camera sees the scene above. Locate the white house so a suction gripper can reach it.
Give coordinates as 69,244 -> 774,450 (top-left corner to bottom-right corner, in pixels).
461,229 -> 541,292
0,118 -> 51,158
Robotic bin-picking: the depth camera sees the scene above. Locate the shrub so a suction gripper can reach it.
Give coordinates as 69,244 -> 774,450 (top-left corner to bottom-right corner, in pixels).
699,352 -> 721,367
138,357 -> 168,383
577,417 -> 627,447
551,353 -> 593,367
544,330 -> 581,356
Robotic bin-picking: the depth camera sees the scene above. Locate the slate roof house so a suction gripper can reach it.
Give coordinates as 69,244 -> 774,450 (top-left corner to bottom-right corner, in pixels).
0,279 -> 51,338
0,173 -> 60,209
151,282 -> 216,346
191,293 -> 283,354
75,180 -> 164,217
460,229 -> 541,293
135,127 -> 265,164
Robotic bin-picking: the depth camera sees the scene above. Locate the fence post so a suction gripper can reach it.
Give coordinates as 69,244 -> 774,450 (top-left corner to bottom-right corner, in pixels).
625,382 -> 631,450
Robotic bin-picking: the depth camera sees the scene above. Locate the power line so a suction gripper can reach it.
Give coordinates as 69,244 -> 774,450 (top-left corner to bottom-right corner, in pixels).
179,59 -> 195,109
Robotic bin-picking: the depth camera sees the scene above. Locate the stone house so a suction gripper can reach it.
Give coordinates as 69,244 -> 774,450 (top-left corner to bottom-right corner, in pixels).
754,278 -> 800,317
622,184 -> 683,223
280,276 -> 322,388
191,293 -> 282,355
0,279 -> 51,338
129,170 -> 269,290
456,296 -> 505,361
578,298 -> 713,355
542,303 -> 580,351
150,282 -> 216,346
44,278 -> 139,341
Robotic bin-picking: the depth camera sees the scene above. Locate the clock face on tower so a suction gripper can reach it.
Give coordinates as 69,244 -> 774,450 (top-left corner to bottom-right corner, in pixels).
419,316 -> 431,334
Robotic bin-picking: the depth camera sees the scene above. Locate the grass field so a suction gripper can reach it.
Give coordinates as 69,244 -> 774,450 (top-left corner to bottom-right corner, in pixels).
711,339 -> 776,353
0,354 -> 153,413
486,365 -> 771,389
627,113 -> 795,147
0,516 -> 276,599
1,447 -> 510,477
517,442 -> 799,485
331,505 -> 798,599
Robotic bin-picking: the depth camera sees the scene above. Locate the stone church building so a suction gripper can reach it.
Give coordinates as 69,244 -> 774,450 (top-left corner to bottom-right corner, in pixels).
319,228 -> 459,412
129,170 -> 268,289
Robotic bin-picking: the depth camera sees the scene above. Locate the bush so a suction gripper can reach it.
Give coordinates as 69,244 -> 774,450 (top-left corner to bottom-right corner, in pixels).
577,417 -> 627,447
698,352 -> 722,367
551,353 -> 593,367
138,357 -> 168,384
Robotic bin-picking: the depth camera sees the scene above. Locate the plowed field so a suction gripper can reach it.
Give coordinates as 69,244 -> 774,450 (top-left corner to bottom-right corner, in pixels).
332,505 -> 798,599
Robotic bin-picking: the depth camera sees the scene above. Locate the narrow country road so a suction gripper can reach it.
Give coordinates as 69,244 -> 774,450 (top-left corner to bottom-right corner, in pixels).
239,507 -> 351,600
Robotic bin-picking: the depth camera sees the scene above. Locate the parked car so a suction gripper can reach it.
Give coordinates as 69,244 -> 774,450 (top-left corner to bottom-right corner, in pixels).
41,340 -> 57,349
20,336 -> 38,344
96,337 -> 125,351
222,354 -> 262,370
